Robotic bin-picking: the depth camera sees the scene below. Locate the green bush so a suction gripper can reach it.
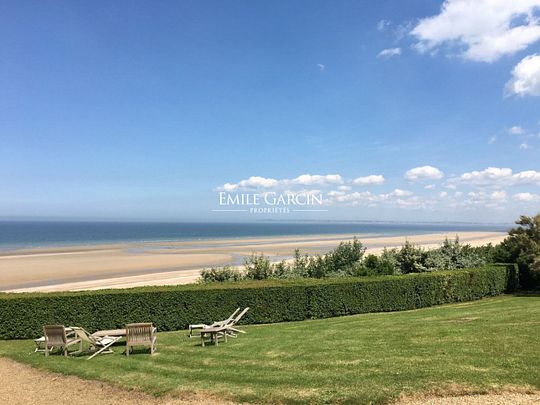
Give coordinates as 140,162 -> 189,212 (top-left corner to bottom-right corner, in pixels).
397,241 -> 429,273
425,237 -> 487,270
494,214 -> 540,290
0,264 -> 517,340
200,266 -> 243,283
244,253 -> 274,280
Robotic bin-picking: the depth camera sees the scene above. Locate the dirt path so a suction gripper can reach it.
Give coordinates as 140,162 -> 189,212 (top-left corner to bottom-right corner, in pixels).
0,357 -> 231,405
1,357 -> 538,404
397,389 -> 540,404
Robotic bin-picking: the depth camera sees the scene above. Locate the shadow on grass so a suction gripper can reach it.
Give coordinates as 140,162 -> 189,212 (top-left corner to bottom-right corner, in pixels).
513,291 -> 540,297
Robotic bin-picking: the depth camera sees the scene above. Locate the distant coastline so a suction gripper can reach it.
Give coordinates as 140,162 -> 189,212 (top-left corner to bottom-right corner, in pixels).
0,220 -> 511,252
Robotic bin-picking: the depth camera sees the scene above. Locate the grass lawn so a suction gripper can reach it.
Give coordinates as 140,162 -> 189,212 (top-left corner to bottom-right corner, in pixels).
0,295 -> 538,404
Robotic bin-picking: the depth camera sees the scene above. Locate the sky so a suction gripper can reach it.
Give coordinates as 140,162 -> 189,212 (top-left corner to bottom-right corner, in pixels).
1,0 -> 539,223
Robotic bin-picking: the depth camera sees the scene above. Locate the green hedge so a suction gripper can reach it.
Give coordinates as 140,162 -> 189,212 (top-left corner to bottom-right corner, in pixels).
0,264 -> 517,339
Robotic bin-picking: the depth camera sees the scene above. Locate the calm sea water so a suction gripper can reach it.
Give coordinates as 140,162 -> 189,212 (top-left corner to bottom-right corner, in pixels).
0,221 -> 510,251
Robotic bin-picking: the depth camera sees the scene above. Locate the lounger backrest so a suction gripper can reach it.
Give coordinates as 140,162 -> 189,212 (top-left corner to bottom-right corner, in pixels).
126,323 -> 154,345
231,307 -> 250,325
43,325 -> 67,346
226,307 -> 241,322
71,327 -> 95,344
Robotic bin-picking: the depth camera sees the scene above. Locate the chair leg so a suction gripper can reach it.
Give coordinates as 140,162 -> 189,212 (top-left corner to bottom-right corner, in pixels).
87,337 -> 120,360
64,346 -> 68,357
45,346 -> 49,357
126,345 -> 130,356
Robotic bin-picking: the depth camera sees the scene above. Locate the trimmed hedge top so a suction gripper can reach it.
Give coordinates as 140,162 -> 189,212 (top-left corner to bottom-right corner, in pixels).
0,264 -> 517,339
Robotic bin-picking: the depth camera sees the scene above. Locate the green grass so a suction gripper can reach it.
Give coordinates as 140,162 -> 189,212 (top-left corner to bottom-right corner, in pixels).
0,295 -> 538,404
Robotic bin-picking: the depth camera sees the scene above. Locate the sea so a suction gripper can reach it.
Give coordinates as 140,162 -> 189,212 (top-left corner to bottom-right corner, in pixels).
0,221 -> 511,252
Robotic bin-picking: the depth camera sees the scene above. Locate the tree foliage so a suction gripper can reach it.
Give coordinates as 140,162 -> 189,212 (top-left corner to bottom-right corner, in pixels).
494,214 -> 540,289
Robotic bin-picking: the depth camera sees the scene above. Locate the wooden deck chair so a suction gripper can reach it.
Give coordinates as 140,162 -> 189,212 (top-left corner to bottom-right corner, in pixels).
224,307 -> 250,337
71,327 -> 122,360
125,323 -> 157,356
43,325 -> 82,357
188,307 -> 241,337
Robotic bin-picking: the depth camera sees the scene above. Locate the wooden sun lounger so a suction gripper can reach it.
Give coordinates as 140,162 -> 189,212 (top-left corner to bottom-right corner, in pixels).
70,327 -> 122,360
189,307 -> 241,337
199,326 -> 228,347
196,307 -> 250,346
92,329 -> 126,338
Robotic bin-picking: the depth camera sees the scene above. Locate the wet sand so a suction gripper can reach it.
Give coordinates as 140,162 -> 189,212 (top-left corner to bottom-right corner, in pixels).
0,231 -> 506,292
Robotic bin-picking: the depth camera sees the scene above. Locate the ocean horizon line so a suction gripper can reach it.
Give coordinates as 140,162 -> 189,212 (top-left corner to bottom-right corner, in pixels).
0,220 -> 510,252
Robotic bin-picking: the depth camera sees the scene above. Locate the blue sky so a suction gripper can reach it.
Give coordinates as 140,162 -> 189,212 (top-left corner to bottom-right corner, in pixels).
1,0 -> 539,223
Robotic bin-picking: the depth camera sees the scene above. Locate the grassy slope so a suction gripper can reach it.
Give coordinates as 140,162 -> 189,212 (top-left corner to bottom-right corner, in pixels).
0,295 -> 538,404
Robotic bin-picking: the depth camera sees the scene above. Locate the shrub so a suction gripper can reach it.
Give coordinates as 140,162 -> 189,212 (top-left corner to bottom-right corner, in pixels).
0,264 -> 517,339
244,253 -> 274,280
397,241 -> 428,273
290,249 -> 310,278
359,253 -> 396,276
200,237 -> 500,283
494,214 -> 540,290
425,237 -> 486,270
362,254 -> 380,273
200,266 -> 243,283
378,248 -> 400,274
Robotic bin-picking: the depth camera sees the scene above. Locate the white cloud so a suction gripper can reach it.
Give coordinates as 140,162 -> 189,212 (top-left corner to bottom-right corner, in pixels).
377,48 -> 402,59
219,174 -> 344,191
490,190 -> 508,201
352,174 -> 385,186
466,190 -> 508,207
220,183 -> 238,192
237,176 -> 279,189
292,174 -> 343,186
377,19 -> 392,31
394,22 -> 413,41
514,170 -> 540,183
508,125 -> 526,135
331,189 -> 416,207
338,185 -> 352,191
459,167 -> 512,185
394,196 -> 427,209
405,165 -> 444,181
327,190 -> 346,197
317,63 -> 325,72
513,192 -> 540,202
519,142 -> 531,150
334,191 -> 376,204
455,167 -> 540,186
424,184 -> 436,189
411,0 -> 540,63
439,191 -> 449,198
506,54 -> 540,96
488,135 -> 497,144
391,189 -> 413,197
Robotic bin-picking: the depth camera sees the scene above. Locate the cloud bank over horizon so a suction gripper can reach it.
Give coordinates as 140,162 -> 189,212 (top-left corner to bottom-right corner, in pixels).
217,165 -> 540,215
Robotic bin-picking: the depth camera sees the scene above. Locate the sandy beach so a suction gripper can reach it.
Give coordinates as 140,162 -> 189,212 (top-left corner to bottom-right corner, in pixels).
0,231 -> 506,293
